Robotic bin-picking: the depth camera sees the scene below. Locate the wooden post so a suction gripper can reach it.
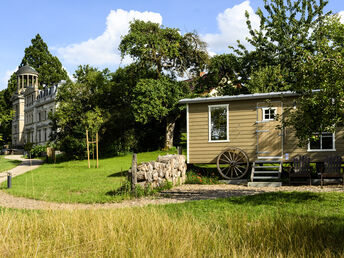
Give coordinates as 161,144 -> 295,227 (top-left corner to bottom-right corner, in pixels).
86,130 -> 90,169
131,153 -> 137,192
96,132 -> 99,168
177,146 -> 182,155
92,135 -> 95,165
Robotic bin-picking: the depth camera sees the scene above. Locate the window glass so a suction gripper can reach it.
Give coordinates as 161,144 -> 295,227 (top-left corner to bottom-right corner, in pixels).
263,108 -> 276,121
210,105 -> 228,141
309,132 -> 334,150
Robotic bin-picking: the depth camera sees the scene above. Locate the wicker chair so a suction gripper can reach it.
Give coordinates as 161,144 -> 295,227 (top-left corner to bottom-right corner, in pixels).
288,155 -> 312,185
321,155 -> 344,187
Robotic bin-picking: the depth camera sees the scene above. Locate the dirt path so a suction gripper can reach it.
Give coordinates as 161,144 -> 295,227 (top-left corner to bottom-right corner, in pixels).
0,156 -> 343,210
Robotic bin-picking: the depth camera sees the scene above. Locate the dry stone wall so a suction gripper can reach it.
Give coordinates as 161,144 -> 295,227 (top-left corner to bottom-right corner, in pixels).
129,154 -> 187,189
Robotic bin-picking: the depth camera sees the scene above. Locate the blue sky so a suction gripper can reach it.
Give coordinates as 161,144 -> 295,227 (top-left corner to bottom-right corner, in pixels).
0,0 -> 343,90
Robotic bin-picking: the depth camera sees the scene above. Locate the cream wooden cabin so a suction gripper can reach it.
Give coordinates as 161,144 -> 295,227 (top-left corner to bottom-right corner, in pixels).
179,91 -> 344,180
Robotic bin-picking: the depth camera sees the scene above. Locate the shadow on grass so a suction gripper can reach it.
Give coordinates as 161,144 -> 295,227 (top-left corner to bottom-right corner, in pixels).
227,191 -> 324,205
6,159 -> 22,166
107,171 -> 126,178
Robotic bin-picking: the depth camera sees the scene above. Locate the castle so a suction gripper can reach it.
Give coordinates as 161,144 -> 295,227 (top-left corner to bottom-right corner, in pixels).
11,65 -> 62,147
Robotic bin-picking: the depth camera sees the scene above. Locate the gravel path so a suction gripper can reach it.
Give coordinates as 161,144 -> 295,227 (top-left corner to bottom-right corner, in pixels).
0,156 -> 343,211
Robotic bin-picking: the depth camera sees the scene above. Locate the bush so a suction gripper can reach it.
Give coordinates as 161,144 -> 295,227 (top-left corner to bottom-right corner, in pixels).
30,145 -> 47,158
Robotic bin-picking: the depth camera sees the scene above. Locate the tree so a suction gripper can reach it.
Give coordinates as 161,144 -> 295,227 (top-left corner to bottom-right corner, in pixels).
198,54 -> 250,96
0,74 -> 17,145
119,20 -> 209,149
119,20 -> 208,79
20,34 -> 68,87
131,77 -> 190,149
282,15 -> 344,146
223,0 -> 330,94
51,65 -> 109,159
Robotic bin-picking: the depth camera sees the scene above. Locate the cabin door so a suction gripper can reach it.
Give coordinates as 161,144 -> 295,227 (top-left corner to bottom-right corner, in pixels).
256,101 -> 283,159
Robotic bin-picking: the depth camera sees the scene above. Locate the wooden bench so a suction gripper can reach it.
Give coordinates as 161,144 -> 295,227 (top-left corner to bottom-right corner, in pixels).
321,155 -> 344,187
288,155 -> 312,185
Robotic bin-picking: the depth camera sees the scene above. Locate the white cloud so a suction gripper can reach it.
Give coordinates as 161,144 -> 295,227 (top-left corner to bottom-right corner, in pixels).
0,67 -> 17,90
202,1 -> 259,54
55,9 -> 162,66
338,11 -> 344,23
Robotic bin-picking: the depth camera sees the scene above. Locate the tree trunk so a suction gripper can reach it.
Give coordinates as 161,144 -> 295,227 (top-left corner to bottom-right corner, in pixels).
164,116 -> 177,150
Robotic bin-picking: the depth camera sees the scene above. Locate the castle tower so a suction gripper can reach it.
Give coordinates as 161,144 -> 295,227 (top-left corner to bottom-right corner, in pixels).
11,65 -> 39,147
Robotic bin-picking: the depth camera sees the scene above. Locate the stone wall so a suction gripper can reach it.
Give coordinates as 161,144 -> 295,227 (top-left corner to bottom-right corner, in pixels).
129,154 -> 187,189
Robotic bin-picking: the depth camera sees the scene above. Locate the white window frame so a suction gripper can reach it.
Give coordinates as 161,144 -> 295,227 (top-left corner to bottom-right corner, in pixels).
307,132 -> 336,152
208,104 -> 229,142
262,107 -> 277,121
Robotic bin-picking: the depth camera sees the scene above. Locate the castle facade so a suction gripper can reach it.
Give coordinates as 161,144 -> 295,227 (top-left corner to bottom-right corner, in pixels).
11,65 -> 61,147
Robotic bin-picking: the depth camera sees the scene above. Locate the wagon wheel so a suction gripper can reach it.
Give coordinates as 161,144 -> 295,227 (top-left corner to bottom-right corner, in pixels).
216,147 -> 249,179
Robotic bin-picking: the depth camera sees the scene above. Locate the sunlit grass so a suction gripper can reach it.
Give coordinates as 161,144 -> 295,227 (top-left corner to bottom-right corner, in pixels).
0,192 -> 343,257
1,150 -> 177,203
0,155 -> 21,173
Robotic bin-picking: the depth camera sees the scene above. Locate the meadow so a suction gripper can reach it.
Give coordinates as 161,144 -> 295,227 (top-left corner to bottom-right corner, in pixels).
1,150 -> 177,203
0,191 -> 343,257
0,155 -> 21,173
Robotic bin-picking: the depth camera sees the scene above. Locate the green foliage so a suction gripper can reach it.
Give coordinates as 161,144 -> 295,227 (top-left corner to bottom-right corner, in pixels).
199,54 -> 249,95
20,34 -> 68,87
52,65 -> 109,159
119,21 -> 208,149
119,20 -> 208,78
23,142 -> 33,153
246,65 -> 290,93
30,145 -> 47,158
282,15 -> 344,146
223,0 -> 330,94
132,77 -> 189,124
0,73 -> 17,144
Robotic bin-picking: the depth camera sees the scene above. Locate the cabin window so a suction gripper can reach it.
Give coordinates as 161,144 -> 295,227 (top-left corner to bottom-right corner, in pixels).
208,104 -> 229,142
262,107 -> 277,121
308,132 -> 335,151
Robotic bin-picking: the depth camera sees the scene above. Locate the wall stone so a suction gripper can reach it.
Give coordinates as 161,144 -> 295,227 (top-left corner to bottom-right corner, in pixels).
129,154 -> 187,189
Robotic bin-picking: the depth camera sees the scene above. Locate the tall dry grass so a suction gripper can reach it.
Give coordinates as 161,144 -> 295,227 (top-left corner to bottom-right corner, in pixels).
0,208 -> 342,257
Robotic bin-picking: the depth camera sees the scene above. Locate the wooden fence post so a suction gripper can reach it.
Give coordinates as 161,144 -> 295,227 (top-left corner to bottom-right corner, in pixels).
177,146 -> 182,155
96,132 -> 99,168
131,153 -> 137,192
86,130 -> 90,169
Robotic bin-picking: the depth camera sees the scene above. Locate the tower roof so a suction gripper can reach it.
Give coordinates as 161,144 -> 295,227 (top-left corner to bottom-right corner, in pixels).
16,65 -> 39,75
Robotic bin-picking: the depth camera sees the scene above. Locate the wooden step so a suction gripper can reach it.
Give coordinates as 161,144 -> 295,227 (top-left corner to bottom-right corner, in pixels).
253,176 -> 280,179
254,160 -> 281,164
254,171 -> 280,174
253,166 -> 280,169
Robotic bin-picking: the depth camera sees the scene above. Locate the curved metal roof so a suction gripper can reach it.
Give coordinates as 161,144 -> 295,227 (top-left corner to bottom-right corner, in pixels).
16,65 -> 39,75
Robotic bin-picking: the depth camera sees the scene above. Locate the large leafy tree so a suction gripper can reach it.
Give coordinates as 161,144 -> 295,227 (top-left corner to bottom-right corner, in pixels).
51,65 -> 110,159
119,20 -> 208,79
283,15 -> 344,146
217,0 -> 330,94
20,34 -> 68,87
119,20 -> 209,149
131,77 -> 190,149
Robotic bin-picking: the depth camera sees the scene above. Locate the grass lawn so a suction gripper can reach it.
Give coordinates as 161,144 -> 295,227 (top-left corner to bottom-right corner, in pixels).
0,155 -> 21,172
0,191 -> 343,257
1,150 -> 177,203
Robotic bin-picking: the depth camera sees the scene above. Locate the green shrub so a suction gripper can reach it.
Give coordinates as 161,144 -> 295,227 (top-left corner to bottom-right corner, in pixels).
30,145 -> 47,158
